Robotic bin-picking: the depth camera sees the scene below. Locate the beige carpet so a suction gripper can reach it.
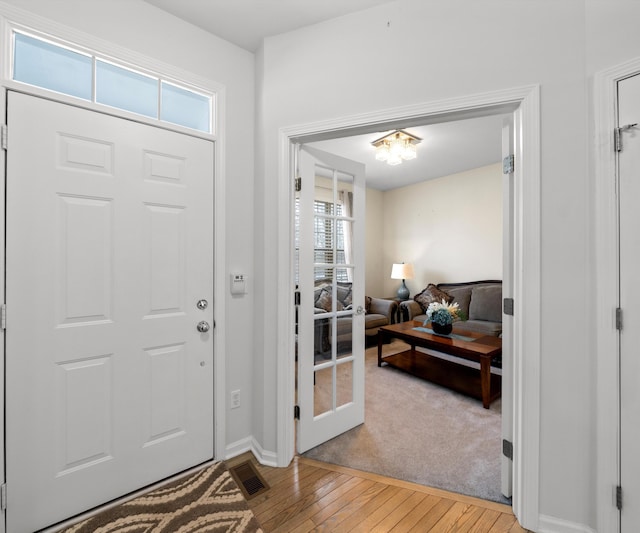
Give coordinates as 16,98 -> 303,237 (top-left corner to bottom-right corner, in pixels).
62,462 -> 263,533
304,339 -> 509,504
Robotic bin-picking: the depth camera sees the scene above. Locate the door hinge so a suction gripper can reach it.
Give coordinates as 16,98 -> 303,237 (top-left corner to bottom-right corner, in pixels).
502,154 -> 514,174
294,405 -> 300,419
294,177 -> 302,192
616,308 -> 623,330
0,304 -> 6,330
1,124 -> 7,151
294,291 -> 301,306
502,439 -> 513,460
615,123 -> 638,152
616,485 -> 623,510
503,297 -> 514,316
1,483 -> 6,511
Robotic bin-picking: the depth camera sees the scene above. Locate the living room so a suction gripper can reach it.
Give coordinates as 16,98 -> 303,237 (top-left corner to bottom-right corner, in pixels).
300,117 -> 506,502
365,161 -> 502,299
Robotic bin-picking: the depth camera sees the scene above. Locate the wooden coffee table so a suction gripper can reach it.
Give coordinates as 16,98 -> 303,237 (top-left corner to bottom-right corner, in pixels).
378,321 -> 502,408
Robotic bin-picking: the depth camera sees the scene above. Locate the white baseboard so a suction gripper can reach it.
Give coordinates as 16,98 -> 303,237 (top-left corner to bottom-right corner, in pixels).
538,514 -> 596,533
224,436 -> 278,467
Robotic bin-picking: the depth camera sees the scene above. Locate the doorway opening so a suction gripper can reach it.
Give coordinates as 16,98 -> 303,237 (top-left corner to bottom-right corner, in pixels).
298,114 -> 509,504
277,85 -> 541,529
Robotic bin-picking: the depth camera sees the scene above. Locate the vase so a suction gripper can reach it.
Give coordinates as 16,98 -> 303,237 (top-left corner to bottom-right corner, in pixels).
431,322 -> 452,335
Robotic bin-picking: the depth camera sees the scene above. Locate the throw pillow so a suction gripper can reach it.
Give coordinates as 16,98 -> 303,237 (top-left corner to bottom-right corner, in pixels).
414,283 -> 453,312
315,288 -> 333,312
468,285 -> 502,322
336,284 -> 352,307
315,287 -> 345,312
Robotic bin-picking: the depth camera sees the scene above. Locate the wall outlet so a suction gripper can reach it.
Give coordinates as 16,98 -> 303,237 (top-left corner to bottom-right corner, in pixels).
231,390 -> 241,409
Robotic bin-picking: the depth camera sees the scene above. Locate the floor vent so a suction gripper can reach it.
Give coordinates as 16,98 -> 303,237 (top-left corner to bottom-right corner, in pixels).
228,460 -> 270,500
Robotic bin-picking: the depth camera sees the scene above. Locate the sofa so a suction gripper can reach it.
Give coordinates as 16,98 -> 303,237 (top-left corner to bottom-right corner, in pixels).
313,281 -> 398,357
399,280 -> 503,337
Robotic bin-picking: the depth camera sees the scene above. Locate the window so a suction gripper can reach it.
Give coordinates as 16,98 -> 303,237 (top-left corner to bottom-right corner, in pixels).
295,199 -> 348,284
12,30 -> 214,134
314,201 -> 347,282
96,60 -> 158,118
161,81 -> 211,133
14,32 -> 92,100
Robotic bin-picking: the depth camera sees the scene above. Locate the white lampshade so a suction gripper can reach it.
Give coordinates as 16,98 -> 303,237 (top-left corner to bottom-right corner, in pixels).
391,263 -> 414,280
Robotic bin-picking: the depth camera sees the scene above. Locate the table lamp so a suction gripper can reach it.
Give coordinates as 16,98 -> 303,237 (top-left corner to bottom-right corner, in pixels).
391,262 -> 414,301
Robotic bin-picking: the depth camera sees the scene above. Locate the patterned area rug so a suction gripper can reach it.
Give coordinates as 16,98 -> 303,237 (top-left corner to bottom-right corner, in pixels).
62,462 -> 263,532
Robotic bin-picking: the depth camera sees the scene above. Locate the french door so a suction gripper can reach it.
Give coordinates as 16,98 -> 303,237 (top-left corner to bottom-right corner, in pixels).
5,92 -> 214,532
619,72 -> 640,532
296,146 -> 365,453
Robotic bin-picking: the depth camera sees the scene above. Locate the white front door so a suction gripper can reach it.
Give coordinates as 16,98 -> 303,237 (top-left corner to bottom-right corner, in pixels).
296,146 -> 365,453
619,72 -> 640,532
5,92 -> 214,532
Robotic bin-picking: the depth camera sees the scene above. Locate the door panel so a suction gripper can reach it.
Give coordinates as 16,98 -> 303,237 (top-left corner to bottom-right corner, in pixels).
297,146 -> 365,453
619,72 -> 640,532
5,92 -> 214,532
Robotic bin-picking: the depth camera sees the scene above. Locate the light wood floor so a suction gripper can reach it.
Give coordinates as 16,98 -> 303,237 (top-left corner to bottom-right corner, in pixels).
226,453 -> 529,532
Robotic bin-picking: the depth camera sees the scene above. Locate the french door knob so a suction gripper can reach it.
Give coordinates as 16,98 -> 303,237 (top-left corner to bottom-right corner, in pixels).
197,321 -> 210,333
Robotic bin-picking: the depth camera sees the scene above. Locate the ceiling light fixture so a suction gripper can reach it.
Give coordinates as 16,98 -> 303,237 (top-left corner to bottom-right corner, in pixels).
371,129 -> 422,166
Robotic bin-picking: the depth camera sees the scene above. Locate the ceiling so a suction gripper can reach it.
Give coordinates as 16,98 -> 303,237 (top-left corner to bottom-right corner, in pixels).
144,1 -> 506,190
308,114 -> 506,191
144,0 -> 396,52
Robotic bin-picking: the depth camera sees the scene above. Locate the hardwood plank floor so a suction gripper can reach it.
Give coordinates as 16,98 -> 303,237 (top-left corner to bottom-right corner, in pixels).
226,453 -> 530,532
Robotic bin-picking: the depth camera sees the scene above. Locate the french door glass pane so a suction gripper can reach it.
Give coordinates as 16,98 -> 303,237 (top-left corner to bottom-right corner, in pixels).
96,60 -> 158,118
336,315 -> 353,360
14,33 -> 92,100
314,366 -> 333,417
336,361 -> 353,408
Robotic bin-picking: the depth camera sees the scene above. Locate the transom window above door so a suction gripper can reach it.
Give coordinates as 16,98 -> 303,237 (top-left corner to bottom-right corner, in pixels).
11,29 -> 214,134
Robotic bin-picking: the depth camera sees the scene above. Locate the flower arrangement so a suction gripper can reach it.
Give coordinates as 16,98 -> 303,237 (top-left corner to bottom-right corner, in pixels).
424,300 -> 466,327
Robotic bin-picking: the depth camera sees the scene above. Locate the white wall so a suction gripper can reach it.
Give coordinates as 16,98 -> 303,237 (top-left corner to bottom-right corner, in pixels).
9,1 -> 640,530
381,164 -> 502,298
365,187 -> 385,297
257,0 -> 591,529
1,0 -> 257,451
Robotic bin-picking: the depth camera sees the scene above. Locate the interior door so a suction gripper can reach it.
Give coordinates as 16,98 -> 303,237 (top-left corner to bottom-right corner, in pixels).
501,115 -> 515,498
619,72 -> 640,532
5,92 -> 214,532
296,146 -> 365,453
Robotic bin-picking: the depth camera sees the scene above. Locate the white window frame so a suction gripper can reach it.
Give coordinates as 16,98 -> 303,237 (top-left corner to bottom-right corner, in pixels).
8,24 -> 215,136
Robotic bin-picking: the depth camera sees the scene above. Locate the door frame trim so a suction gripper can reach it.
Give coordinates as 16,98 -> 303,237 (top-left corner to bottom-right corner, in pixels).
594,56 -> 640,533
276,84 -> 541,530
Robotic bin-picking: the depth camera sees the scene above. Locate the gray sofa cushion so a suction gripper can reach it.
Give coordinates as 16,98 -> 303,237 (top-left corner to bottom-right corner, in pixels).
364,314 -> 388,330
469,285 -> 502,322
453,319 -> 502,337
445,286 -> 472,318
